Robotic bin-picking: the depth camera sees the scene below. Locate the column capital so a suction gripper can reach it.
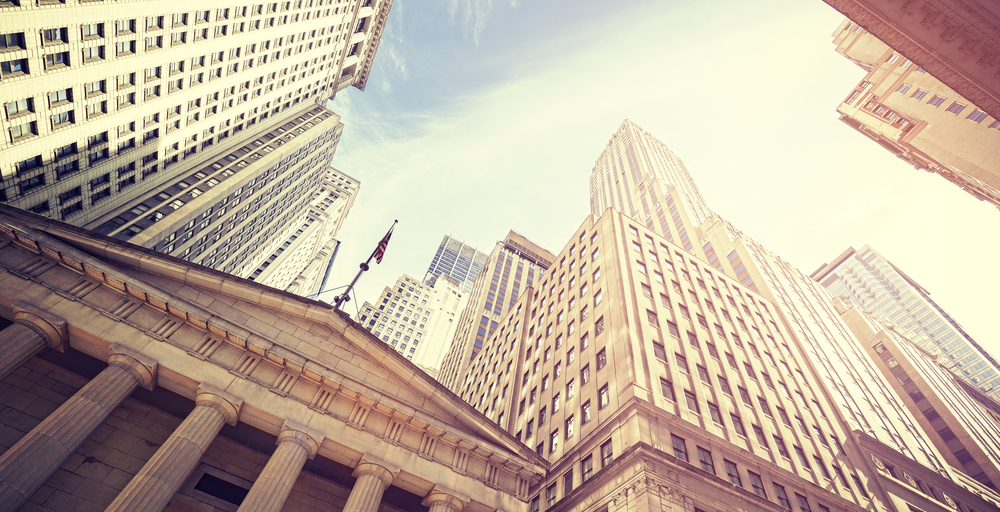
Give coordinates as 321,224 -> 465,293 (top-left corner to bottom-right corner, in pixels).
352,460 -> 397,488
196,385 -> 243,425
108,344 -> 157,390
13,301 -> 67,350
422,489 -> 467,512
277,420 -> 324,459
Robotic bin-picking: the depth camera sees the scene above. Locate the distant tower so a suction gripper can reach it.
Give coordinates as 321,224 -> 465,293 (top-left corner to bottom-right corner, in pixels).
812,245 -> 1000,402
422,235 -> 489,293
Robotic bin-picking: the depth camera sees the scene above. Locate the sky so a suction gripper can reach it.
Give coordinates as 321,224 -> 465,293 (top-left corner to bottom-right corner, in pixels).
318,0 -> 999,357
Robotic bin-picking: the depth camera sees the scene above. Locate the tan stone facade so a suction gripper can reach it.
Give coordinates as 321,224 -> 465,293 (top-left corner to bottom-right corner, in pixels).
0,203 -> 546,512
822,0 -> 1000,121
831,19 -> 1000,209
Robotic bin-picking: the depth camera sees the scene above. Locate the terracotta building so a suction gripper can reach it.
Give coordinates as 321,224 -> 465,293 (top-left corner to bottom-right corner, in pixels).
831,18 -> 1000,209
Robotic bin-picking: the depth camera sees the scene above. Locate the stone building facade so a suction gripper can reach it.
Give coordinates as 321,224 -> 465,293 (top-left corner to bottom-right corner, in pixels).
0,203 -> 546,512
830,19 -> 1000,209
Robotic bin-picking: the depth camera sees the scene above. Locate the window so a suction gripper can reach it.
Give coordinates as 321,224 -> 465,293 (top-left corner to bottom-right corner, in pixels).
945,102 -> 967,115
967,109 -> 989,123
684,390 -> 699,413
738,386 -> 752,406
796,494 -> 812,512
671,434 -> 688,462
895,84 -> 911,94
753,425 -> 768,448
82,46 -> 104,62
675,353 -> 688,373
773,435 -> 788,457
652,342 -> 666,360
795,446 -> 810,468
563,470 -> 573,494
116,19 -> 135,34
581,456 -> 593,481
6,98 -> 32,117
697,447 -> 715,474
597,348 -> 607,370
599,384 -> 609,409
718,376 -> 731,395
748,471 -> 767,498
581,364 -> 590,385
50,111 -> 73,128
911,89 -> 928,100
708,402 -> 722,424
581,400 -> 591,423
1,58 -> 29,76
601,439 -> 613,466
545,485 -> 556,508
725,459 -> 742,486
928,95 -> 946,107
18,173 -> 45,194
731,414 -> 746,436
115,41 -> 135,56
1,32 -> 25,50
773,483 -> 791,509
49,88 -> 72,105
549,430 -> 558,453
42,28 -> 66,44
660,379 -> 674,400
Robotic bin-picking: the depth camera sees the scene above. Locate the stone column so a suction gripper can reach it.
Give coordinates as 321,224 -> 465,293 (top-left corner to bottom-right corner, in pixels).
342,461 -> 396,512
422,491 -> 467,512
237,421 -> 323,512
0,346 -> 155,512
0,302 -> 67,380
105,386 -> 242,512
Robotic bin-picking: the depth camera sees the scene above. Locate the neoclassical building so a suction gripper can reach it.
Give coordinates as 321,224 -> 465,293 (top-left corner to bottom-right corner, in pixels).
0,203 -> 546,512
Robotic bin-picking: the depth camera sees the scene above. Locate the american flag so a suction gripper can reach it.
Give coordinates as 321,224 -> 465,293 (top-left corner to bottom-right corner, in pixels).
373,226 -> 393,264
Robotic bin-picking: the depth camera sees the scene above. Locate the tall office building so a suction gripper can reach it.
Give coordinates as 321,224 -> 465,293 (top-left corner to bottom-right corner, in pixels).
437,231 -> 554,390
835,296 -> 1000,491
0,0 -> 393,272
248,166 -> 358,293
443,120 -> 1000,512
822,1 -> 1000,120
355,272 -> 466,369
811,245 -> 1000,401
423,234 -> 489,293
830,19 -> 1000,209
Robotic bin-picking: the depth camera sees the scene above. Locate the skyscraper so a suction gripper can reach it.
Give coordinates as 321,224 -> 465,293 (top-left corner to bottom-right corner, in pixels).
0,0 -> 393,276
830,19 -> 1000,209
355,272 -> 466,369
444,119 -> 1000,512
423,234 -> 489,293
811,244 -> 1000,402
437,231 -> 554,390
248,166 -> 359,293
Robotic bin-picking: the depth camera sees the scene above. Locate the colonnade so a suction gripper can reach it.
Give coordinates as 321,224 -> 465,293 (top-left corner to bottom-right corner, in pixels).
0,314 -> 468,512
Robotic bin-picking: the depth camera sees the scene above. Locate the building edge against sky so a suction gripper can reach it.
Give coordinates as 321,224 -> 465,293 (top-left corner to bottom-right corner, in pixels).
441,118 -> 1000,512
821,0 -> 1000,121
0,0 -> 394,288
423,234 -> 490,294
830,18 -> 1000,210
811,245 -> 1000,403
354,272 -> 466,370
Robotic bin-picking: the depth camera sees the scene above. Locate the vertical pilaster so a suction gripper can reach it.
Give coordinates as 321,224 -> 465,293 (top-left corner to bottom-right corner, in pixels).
0,346 -> 155,512
236,421 -> 323,512
342,461 -> 396,512
0,302 -> 66,380
105,386 -> 242,512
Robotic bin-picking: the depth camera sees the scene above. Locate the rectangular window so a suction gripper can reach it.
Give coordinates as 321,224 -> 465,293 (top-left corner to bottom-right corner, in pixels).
945,101 -> 967,115
660,379 -> 674,401
581,455 -> 593,481
967,109 -> 989,123
599,384 -> 609,409
675,353 -> 688,373
773,435 -> 788,457
928,95 -> 946,107
796,494 -> 812,512
748,471 -> 767,498
725,459 -> 742,486
601,439 -> 613,467
895,84 -> 911,94
708,402 -> 722,424
911,89 -> 928,100
671,434 -> 688,462
773,483 -> 791,508
684,390 -> 699,413
697,447 -> 715,475
581,400 -> 591,424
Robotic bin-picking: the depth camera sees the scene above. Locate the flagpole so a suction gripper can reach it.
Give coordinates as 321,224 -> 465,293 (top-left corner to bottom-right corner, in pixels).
333,220 -> 397,310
